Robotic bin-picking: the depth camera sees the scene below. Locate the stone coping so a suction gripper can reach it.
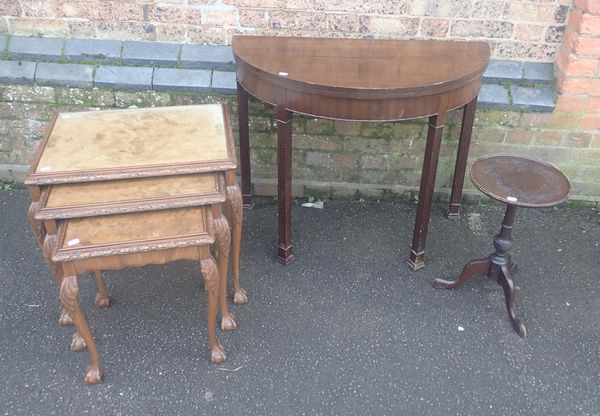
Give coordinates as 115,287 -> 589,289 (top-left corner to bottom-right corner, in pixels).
0,35 -> 555,110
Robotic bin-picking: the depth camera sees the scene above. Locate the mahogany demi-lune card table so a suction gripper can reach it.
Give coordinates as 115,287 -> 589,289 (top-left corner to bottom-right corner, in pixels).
233,36 -> 490,269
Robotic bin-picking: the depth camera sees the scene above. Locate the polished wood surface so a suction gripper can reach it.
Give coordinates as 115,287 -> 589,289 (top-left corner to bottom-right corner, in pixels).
233,35 -> 490,267
56,207 -> 211,259
25,104 -> 237,185
38,173 -> 225,219
470,154 -> 571,208
234,36 -> 489,96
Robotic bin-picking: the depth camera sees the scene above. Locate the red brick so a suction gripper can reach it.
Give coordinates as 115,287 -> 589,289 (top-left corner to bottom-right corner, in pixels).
557,51 -> 599,76
561,132 -> 591,146
504,3 -> 558,22
56,1 -> 113,20
589,97 -> 600,112
567,8 -> 583,31
514,24 -> 545,42
522,111 -> 581,129
559,74 -> 600,95
572,35 -> 600,56
239,9 -> 271,29
581,14 -> 600,36
581,114 -> 600,129
20,0 -> 55,18
555,94 -> 589,112
333,120 -> 361,136
155,24 -> 187,42
535,131 -> 563,146
201,8 -> 238,27
573,0 -> 587,11
219,0 -> 281,7
9,17 -> 68,37
359,16 -> 419,36
505,129 -> 533,145
562,29 -> 577,51
146,6 -> 200,24
0,2 -> 21,16
327,14 -> 360,32
419,18 -> 449,37
451,20 -> 513,38
586,0 -> 600,13
110,2 -> 144,21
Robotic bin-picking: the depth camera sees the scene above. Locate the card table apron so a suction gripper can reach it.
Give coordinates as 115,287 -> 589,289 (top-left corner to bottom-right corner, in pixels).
233,36 -> 490,269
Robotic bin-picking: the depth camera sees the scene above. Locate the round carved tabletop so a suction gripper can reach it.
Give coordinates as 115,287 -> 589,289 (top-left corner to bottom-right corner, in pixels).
470,154 -> 571,208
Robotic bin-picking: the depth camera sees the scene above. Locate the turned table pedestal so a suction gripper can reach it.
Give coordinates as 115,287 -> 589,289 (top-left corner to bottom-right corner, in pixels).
433,154 -> 571,338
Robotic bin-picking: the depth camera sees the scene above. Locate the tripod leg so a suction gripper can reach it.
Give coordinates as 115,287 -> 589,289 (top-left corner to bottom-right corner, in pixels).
432,258 -> 490,289
498,265 -> 527,339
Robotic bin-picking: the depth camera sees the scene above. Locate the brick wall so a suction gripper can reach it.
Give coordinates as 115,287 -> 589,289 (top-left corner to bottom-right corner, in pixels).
1,1 -> 599,202
1,84 -> 599,201
556,0 -> 600,125
0,0 -> 571,61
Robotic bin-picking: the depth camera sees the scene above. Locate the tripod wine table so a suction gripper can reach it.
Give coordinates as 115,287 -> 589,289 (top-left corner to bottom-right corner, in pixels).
432,154 -> 571,338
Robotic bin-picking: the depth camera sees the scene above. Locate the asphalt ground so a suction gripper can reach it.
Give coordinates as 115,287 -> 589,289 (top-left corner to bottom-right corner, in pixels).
1,189 -> 599,415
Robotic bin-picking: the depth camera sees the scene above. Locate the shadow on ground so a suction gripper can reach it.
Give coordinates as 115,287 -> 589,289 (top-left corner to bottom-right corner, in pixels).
1,189 -> 599,415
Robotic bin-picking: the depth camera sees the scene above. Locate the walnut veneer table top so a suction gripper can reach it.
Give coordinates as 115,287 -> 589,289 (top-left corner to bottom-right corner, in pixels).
26,104 -> 237,185
36,173 -> 225,220
53,206 -> 213,262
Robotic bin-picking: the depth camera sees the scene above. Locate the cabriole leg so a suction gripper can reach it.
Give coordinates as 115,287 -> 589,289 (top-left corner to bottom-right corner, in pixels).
214,214 -> 236,331
60,275 -> 102,384
201,256 -> 226,364
226,182 -> 247,304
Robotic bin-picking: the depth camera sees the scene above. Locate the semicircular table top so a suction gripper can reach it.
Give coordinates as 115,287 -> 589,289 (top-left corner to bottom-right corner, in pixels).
233,36 -> 490,101
233,35 -> 491,270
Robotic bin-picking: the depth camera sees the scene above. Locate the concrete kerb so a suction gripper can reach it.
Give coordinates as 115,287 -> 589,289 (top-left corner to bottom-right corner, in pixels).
0,36 -> 556,109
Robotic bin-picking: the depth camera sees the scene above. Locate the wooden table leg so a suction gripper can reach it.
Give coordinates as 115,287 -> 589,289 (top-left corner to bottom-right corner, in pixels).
276,106 -> 294,264
200,255 -> 226,364
237,82 -> 253,208
225,173 -> 247,304
447,97 -> 477,219
213,209 -> 237,331
408,112 -> 447,271
432,203 -> 527,338
60,274 -> 103,384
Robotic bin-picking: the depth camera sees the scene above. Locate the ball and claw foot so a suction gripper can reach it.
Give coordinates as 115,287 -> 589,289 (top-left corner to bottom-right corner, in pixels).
211,344 -> 227,364
221,313 -> 237,331
70,332 -> 86,351
234,288 -> 248,305
59,308 -> 73,326
95,293 -> 110,309
84,365 -> 103,385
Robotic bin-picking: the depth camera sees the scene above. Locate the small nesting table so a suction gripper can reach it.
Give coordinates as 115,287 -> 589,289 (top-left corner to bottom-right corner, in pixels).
48,206 -> 225,384
433,154 -> 571,338
25,104 -> 244,383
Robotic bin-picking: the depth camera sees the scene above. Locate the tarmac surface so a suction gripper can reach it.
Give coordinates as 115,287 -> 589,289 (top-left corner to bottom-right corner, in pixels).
1,188 -> 599,415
